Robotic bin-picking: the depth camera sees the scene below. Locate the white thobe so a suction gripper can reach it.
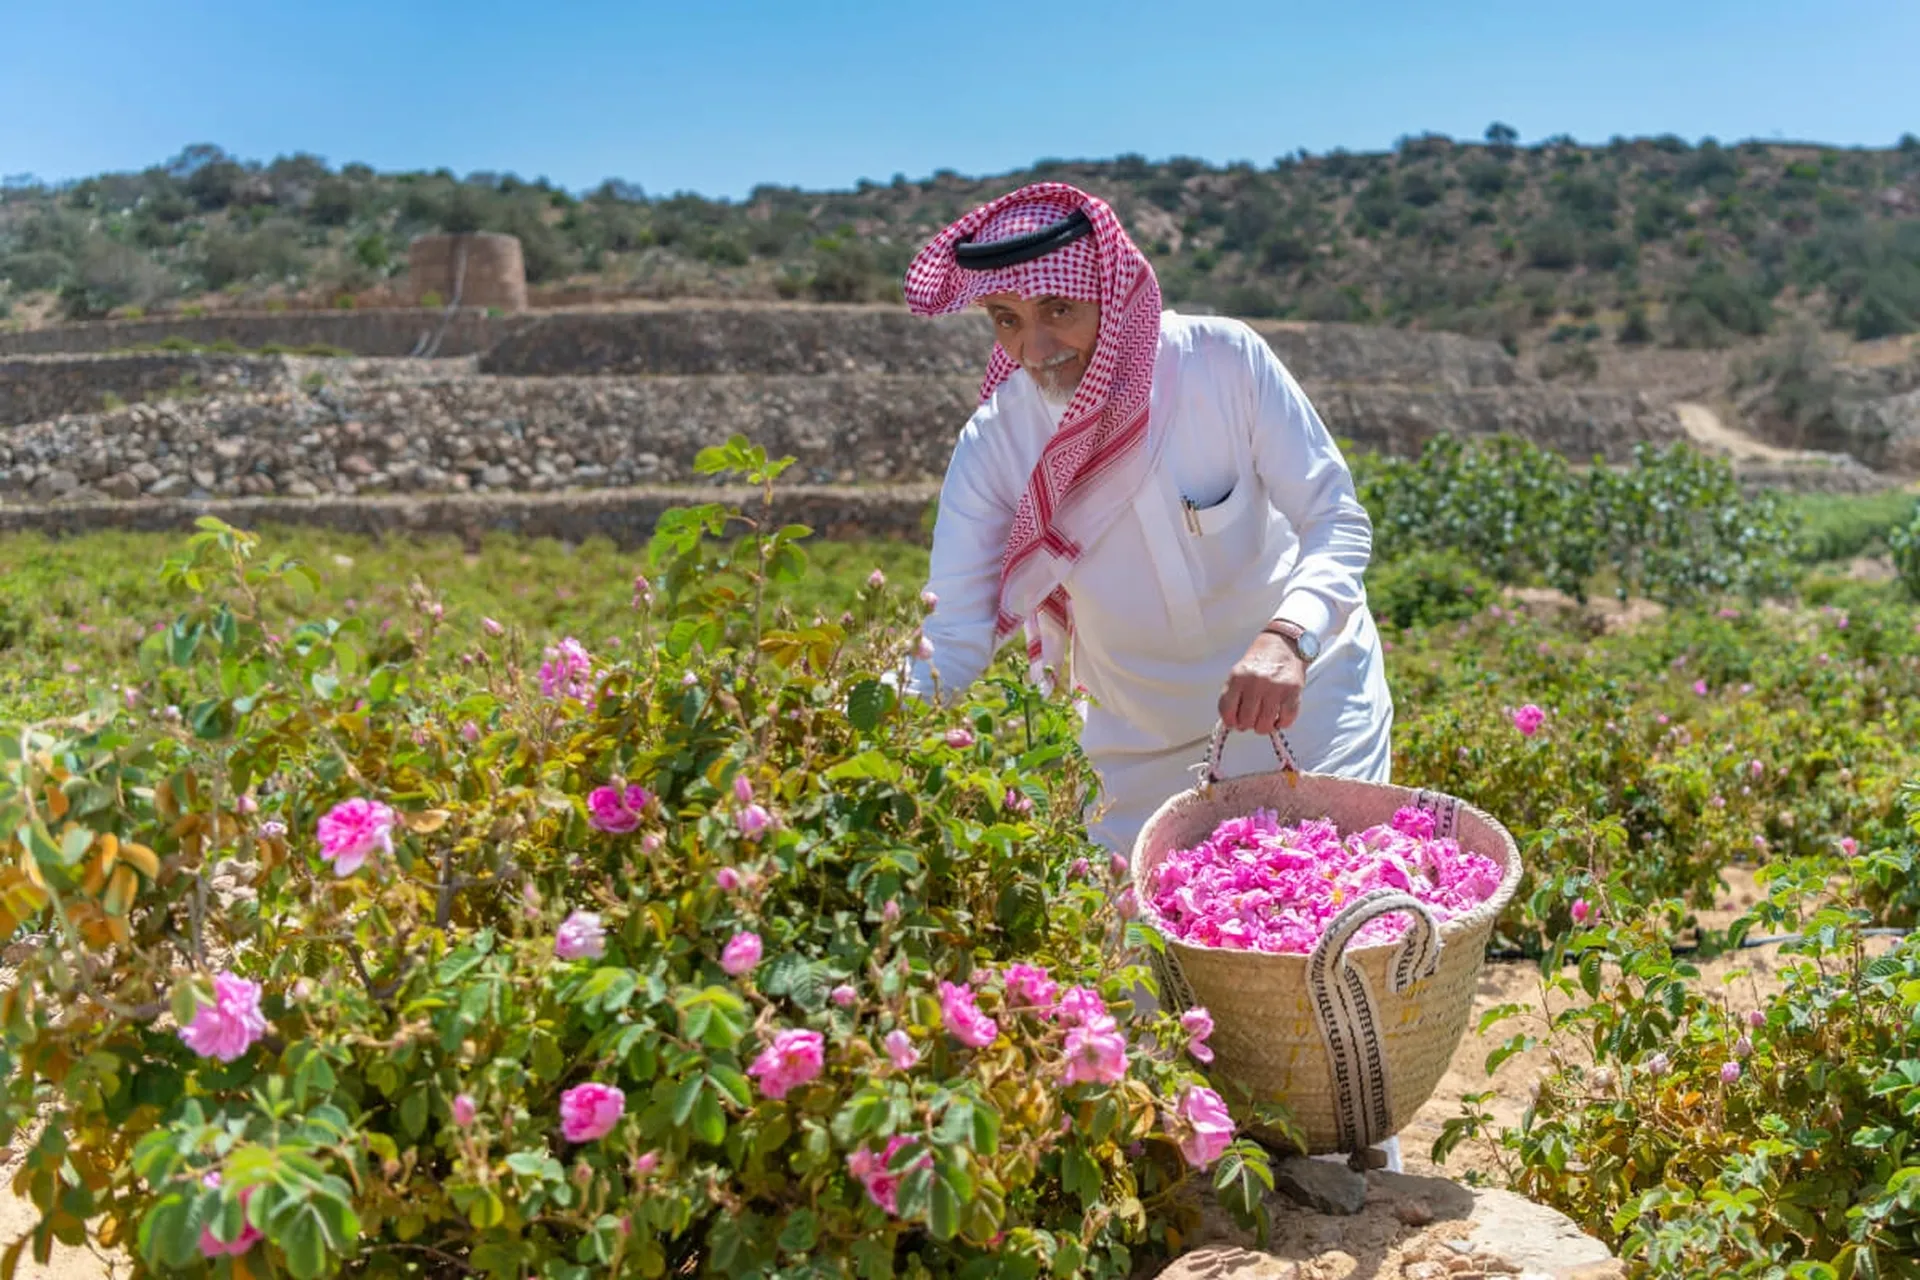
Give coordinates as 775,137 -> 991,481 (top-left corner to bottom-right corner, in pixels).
907,310 -> 1395,855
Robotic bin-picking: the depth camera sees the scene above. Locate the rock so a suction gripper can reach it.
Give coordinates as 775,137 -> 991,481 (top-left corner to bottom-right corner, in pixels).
480,464 -> 513,488
1396,1196 -> 1435,1227
340,452 -> 376,477
1154,1248 -> 1300,1279
213,438 -> 247,461
1462,1187 -> 1615,1274
1554,1265 -> 1626,1280
285,478 -> 320,498
30,468 -> 78,499
99,471 -> 143,500
129,460 -> 162,484
1273,1157 -> 1368,1216
146,474 -> 189,498
190,465 -> 217,489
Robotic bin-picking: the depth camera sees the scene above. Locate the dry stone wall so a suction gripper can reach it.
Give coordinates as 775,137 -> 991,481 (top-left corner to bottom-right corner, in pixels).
0,309 -> 519,358
0,363 -> 1685,506
0,354 -> 293,427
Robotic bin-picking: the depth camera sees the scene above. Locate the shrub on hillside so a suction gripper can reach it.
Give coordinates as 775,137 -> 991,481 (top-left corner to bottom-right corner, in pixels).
0,444 -> 1277,1279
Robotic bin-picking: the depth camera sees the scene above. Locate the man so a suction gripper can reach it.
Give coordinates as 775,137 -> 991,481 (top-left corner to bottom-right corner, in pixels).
903,182 -> 1394,854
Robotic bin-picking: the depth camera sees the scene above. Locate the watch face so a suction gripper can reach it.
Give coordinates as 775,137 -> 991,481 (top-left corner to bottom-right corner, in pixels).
1297,632 -> 1321,660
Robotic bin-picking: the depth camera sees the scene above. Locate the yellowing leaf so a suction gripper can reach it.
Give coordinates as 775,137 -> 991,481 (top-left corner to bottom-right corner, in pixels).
103,866 -> 138,917
403,809 -> 450,834
118,842 -> 160,879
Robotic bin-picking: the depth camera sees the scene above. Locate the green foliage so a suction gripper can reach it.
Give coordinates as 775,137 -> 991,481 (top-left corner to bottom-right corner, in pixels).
1365,549 -> 1497,630
1786,489 -> 1920,564
1355,435 -> 1798,606
0,451 -> 1270,1278
1890,501 -> 1920,601
1460,791 -> 1920,1273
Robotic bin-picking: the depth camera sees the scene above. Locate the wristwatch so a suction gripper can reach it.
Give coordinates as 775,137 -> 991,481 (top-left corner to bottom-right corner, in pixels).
1262,619 -> 1321,664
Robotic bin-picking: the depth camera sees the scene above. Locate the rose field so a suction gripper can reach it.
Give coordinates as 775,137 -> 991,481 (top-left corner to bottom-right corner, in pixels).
2,435 -> 1920,1279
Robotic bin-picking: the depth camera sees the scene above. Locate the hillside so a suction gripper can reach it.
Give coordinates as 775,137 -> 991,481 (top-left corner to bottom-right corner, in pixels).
3,129 -> 1918,350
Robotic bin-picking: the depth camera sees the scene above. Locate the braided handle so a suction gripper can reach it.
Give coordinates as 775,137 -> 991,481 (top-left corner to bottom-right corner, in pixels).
1199,720 -> 1298,790
1304,889 -> 1445,1161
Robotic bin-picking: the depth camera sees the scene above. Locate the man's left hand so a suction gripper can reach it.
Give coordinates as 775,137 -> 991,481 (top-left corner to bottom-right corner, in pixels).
1219,633 -> 1305,735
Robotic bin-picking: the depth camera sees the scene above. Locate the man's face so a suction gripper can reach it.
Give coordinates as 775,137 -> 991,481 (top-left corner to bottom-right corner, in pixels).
979,293 -> 1101,403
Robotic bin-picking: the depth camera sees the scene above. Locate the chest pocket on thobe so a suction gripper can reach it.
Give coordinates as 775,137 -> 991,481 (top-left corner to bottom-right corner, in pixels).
1176,477 -> 1267,601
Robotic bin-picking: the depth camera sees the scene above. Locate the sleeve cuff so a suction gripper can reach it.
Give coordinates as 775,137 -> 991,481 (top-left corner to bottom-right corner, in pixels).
1272,591 -> 1335,645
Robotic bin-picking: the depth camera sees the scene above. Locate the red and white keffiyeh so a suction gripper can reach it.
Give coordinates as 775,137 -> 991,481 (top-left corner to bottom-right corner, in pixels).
904,182 -> 1164,687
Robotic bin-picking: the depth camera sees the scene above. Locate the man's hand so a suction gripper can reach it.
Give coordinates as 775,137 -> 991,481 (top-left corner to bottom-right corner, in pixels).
1218,633 -> 1305,735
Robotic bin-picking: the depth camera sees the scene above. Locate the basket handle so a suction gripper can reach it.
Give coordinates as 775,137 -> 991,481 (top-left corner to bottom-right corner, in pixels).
1199,720 -> 1298,790
1305,888 -> 1445,1165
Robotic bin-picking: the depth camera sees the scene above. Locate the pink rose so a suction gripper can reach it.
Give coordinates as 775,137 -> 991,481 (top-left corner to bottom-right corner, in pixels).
1511,703 -> 1546,737
1571,898 -> 1591,926
1692,679 -> 1709,696
560,1083 -> 625,1142
1004,787 -> 1034,815
883,1029 -> 920,1070
738,804 -> 773,839
555,910 -> 607,961
539,637 -> 597,705
945,726 -> 975,750
747,1028 -> 825,1100
632,1151 -> 659,1176
1840,836 -> 1859,856
316,797 -> 396,876
914,635 -> 934,661
920,590 -> 938,611
831,984 -> 858,1008
587,783 -> 651,834
177,971 -> 269,1062
482,615 -> 504,636
715,866 -> 742,892
937,981 -> 999,1048
1720,1061 -> 1742,1084
1063,1018 -> 1128,1086
867,569 -> 886,590
881,899 -> 901,924
452,1094 -> 477,1127
196,1173 -> 261,1258
721,932 -> 763,977
733,775 -> 755,805
1181,1007 -> 1215,1064
1057,986 -> 1109,1028
847,1134 -> 928,1215
1733,1035 -> 1753,1059
461,720 -> 481,743
1174,1086 -> 1235,1168
1002,963 -> 1058,1012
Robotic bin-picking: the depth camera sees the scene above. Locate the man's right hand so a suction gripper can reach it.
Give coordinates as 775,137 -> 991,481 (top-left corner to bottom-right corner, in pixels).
1218,632 -> 1306,736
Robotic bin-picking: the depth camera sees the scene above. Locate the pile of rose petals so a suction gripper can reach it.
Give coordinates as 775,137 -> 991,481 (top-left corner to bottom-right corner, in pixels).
1144,806 -> 1502,953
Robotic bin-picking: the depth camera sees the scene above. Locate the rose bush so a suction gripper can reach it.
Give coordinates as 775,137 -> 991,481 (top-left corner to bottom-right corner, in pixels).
1442,783 -> 1920,1276
0,441 -> 1283,1279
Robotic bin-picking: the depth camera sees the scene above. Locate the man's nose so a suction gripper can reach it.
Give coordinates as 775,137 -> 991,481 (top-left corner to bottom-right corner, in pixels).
1026,327 -> 1065,364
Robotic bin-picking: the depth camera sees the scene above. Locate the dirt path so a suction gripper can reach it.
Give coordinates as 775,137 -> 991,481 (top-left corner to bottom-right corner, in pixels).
1672,400 -> 1805,463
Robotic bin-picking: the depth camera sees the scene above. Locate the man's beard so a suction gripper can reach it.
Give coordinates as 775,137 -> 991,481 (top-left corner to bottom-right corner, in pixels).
1030,351 -> 1083,406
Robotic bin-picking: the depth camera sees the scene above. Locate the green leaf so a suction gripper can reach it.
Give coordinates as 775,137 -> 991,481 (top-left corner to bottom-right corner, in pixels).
710,1065 -> 753,1110
692,1082 -> 727,1145
777,1208 -> 819,1255
1062,1144 -> 1101,1208
847,680 -> 894,733
671,1074 -> 704,1127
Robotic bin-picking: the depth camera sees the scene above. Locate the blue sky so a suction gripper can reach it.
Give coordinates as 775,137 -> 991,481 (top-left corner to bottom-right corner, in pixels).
3,0 -> 1913,200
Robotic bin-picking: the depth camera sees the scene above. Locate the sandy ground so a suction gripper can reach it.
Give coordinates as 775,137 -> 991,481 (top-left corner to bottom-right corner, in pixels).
1672,401 -> 1809,464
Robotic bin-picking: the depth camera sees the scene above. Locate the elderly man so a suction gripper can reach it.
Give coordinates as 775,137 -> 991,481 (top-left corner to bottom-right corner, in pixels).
903,181 -> 1393,853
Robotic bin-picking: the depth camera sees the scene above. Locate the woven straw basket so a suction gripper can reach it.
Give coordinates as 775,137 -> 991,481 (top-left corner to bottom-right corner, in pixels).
1130,726 -> 1522,1160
